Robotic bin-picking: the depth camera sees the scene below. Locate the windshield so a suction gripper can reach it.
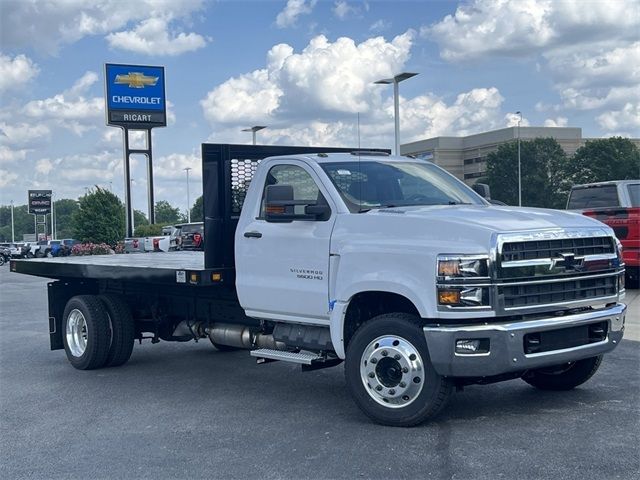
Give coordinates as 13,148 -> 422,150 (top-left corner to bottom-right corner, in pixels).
321,161 -> 485,212
567,185 -> 620,209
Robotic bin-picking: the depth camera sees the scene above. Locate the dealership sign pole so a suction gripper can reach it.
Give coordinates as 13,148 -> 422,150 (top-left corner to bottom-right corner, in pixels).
28,190 -> 52,240
104,63 -> 166,237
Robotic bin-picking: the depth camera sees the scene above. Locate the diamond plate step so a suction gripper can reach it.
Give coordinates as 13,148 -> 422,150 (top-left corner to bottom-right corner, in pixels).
250,348 -> 322,365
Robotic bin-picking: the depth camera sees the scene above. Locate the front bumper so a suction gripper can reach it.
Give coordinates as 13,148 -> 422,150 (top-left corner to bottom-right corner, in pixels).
423,303 -> 626,377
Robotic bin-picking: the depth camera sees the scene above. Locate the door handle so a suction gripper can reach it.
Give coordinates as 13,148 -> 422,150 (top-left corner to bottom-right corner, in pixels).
243,231 -> 262,238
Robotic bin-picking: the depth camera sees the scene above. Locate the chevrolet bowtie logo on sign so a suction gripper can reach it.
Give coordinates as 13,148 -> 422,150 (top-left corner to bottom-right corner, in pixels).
114,72 -> 159,88
105,63 -> 166,128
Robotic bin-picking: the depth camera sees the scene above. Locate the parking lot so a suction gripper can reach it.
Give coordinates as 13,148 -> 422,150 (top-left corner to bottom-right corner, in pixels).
1,266 -> 638,480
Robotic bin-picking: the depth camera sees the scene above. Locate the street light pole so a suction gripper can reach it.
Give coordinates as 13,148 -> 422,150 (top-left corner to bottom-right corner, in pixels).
52,192 -> 56,239
10,200 -> 15,243
516,111 -> 522,207
374,72 -> 418,155
242,126 -> 267,145
184,167 -> 192,223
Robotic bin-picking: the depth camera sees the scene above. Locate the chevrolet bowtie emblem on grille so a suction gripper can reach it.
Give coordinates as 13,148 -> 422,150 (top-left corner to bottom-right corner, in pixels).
114,72 -> 159,88
549,252 -> 584,271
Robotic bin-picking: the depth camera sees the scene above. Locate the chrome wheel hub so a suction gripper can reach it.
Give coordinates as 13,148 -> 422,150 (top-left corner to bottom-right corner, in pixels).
360,335 -> 425,408
66,309 -> 88,357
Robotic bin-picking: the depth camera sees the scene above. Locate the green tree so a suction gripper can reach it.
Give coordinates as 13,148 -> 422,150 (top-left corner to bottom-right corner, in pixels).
134,224 -> 165,237
133,209 -> 149,228
72,187 -> 125,244
154,200 -> 184,224
0,204 -> 38,241
561,137 -> 640,197
190,195 -> 203,222
53,199 -> 79,239
485,138 -> 567,208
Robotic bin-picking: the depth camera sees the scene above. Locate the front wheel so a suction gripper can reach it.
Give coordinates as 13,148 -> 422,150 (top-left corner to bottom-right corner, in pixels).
62,295 -> 110,370
522,355 -> 603,391
345,313 -> 453,427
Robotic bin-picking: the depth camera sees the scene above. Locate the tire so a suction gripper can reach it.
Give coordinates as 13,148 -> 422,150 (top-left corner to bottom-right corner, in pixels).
522,355 -> 603,391
0,256 -> 5,266
99,295 -> 135,367
26,252 -> 34,259
345,313 -> 453,427
62,295 -> 110,370
35,250 -> 44,258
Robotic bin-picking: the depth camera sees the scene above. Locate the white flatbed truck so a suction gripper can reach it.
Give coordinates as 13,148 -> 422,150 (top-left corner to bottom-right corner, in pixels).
11,143 -> 627,426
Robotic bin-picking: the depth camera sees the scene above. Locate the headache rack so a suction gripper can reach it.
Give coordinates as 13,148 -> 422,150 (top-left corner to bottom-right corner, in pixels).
201,143 -> 389,270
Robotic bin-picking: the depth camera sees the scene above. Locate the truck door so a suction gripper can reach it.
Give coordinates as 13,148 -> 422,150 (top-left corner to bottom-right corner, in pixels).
236,161 -> 335,324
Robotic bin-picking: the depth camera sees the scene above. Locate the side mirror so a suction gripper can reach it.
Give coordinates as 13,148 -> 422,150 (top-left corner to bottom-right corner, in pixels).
265,185 -> 328,222
472,183 -> 491,199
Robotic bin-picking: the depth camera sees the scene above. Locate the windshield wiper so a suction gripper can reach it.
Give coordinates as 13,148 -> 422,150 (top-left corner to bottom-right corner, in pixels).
448,201 -> 472,205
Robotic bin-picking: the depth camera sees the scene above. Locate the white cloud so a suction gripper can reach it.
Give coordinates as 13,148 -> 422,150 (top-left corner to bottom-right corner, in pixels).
0,0 -> 206,54
424,0 -> 640,131
400,88 -> 507,141
201,32 -> 415,126
0,54 -> 39,94
0,169 -> 19,189
20,70 -> 104,136
0,146 -> 29,165
370,19 -> 391,33
334,1 -> 355,20
596,103 -> 640,134
276,0 -> 317,28
0,122 -> 51,147
543,117 -> 568,128
106,16 -> 207,56
153,152 -> 201,181
35,158 -> 54,175
201,32 -> 511,147
424,0 -> 639,62
504,112 -> 530,128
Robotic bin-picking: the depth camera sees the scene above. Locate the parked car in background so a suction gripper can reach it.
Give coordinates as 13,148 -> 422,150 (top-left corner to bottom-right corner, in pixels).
567,180 -> 639,287
124,237 -> 145,254
0,246 -> 10,266
0,242 -> 31,258
34,239 -> 78,257
176,222 -> 204,251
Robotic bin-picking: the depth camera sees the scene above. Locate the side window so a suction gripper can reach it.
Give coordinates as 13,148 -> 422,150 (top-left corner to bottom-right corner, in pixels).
259,164 -> 324,218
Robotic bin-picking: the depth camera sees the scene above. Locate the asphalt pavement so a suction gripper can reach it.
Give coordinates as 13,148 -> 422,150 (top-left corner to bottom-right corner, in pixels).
1,267 -> 638,480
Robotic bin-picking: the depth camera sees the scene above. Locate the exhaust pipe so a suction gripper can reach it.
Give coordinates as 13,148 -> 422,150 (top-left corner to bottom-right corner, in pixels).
207,323 -> 286,350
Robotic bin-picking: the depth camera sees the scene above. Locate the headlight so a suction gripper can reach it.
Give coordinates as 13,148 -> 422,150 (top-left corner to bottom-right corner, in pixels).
437,255 -> 491,308
437,255 -> 489,278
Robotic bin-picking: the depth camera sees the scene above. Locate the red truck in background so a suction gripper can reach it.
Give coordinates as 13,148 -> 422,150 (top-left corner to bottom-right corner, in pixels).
567,180 -> 640,288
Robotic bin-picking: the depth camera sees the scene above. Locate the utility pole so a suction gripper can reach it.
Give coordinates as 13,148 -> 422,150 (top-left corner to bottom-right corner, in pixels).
184,167 -> 192,223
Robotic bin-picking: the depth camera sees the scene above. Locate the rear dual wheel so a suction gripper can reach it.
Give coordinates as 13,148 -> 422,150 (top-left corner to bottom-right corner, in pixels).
62,294 -> 134,370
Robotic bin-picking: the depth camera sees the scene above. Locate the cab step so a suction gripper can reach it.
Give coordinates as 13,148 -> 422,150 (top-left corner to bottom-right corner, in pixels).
250,349 -> 343,371
250,348 -> 321,365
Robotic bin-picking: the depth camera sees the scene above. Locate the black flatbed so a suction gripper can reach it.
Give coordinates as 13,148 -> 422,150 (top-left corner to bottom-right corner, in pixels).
10,252 -> 226,286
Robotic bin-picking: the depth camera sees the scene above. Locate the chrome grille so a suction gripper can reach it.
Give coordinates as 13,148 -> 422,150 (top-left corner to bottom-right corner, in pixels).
501,236 -> 614,263
495,230 -> 621,313
500,275 -> 618,309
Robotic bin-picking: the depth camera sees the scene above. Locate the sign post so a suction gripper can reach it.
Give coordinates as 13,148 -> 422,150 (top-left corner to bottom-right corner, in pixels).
28,190 -> 52,239
105,63 -> 166,237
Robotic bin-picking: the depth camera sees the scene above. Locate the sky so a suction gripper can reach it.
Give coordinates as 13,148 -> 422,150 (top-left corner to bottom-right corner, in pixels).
1,0 -> 638,216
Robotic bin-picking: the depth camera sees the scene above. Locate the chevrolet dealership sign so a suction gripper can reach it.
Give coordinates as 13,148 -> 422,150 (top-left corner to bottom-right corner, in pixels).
105,63 -> 166,128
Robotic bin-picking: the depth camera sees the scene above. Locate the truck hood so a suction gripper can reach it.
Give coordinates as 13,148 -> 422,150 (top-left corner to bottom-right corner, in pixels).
331,204 -> 611,256
368,204 -> 602,233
